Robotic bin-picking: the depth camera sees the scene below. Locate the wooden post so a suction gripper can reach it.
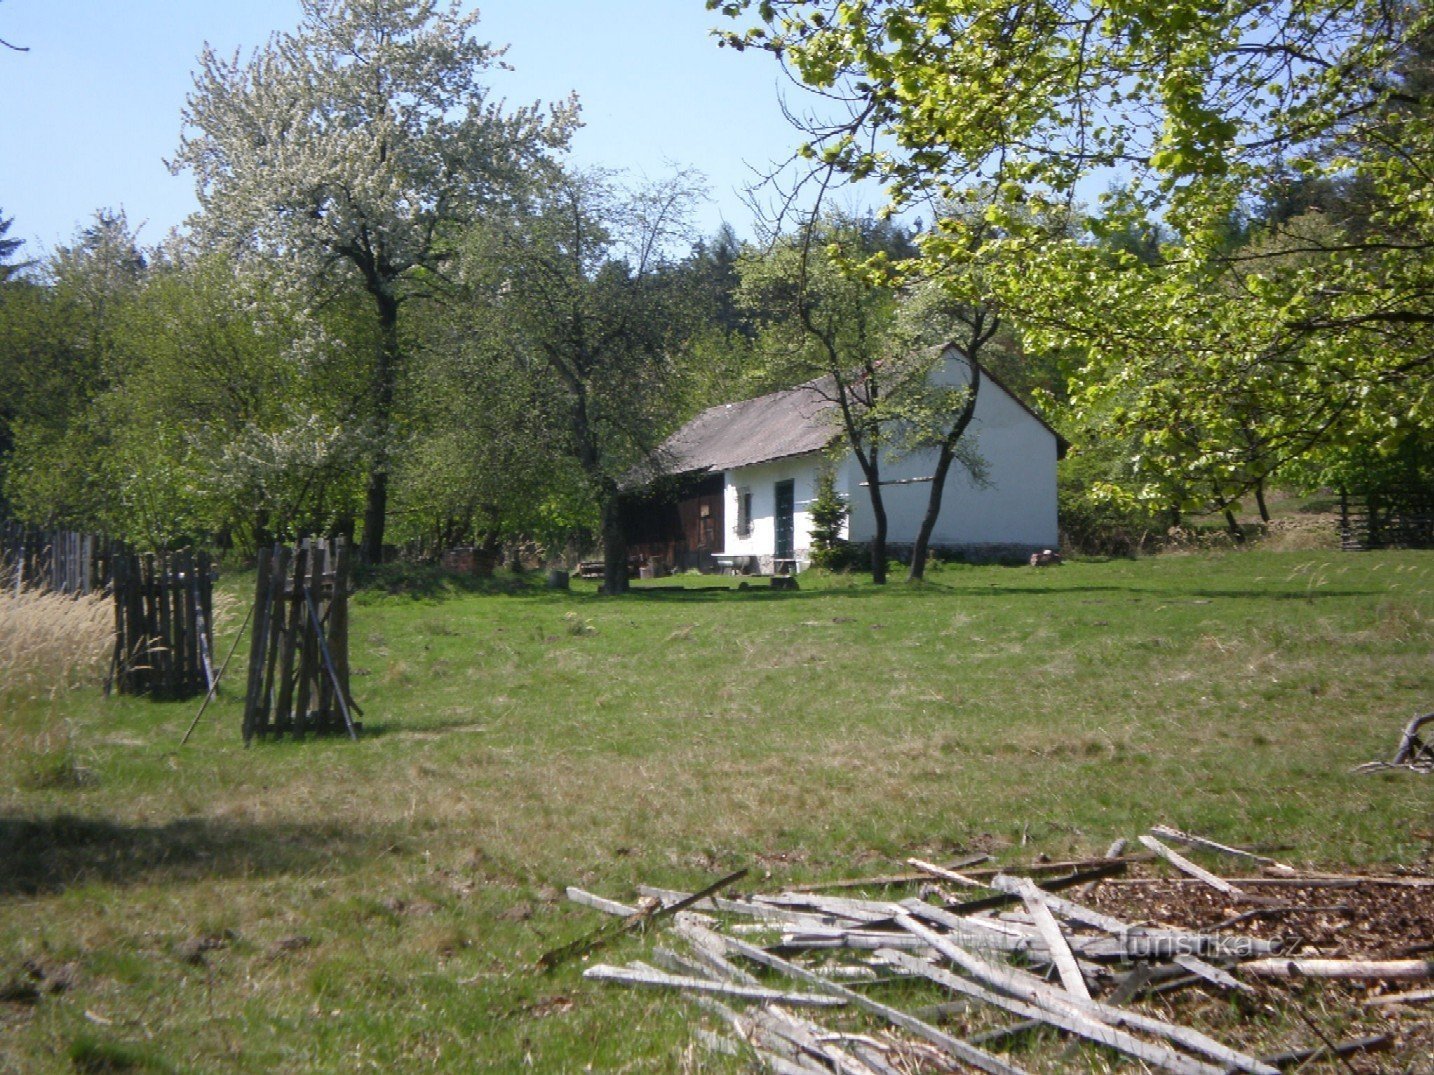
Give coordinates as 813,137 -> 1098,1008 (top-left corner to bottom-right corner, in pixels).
242,546 -> 274,744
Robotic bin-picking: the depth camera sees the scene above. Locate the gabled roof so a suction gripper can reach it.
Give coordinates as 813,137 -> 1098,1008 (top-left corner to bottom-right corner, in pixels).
653,347 -> 1069,480
658,379 -> 842,474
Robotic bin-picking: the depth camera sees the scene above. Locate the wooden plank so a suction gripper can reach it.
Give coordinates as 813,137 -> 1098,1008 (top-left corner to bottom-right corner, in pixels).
293,540 -> 318,733
671,917 -> 763,985
786,855 -> 992,892
1242,958 -> 1433,980
1258,1033 -> 1391,1069
893,913 -> 1279,1075
273,543 -> 305,733
1150,825 -> 1295,874
1172,954 -> 1255,994
108,549 -> 128,695
1020,890 -> 1091,1002
242,548 -> 273,743
330,537 -> 352,716
259,544 -> 290,737
741,1006 -> 888,1075
754,893 -> 906,921
907,858 -> 987,888
583,962 -> 846,1008
943,860 -> 1128,915
1362,988 -> 1434,1006
539,869 -> 748,972
173,551 -> 192,694
565,887 -> 641,917
699,924 -> 1032,1075
988,874 -> 1134,939
149,553 -> 168,694
305,581 -> 358,740
879,949 -> 1225,1075
1139,835 -> 1244,896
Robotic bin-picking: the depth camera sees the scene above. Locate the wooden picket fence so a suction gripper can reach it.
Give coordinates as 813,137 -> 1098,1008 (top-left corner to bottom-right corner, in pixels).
2,522 -> 116,596
109,549 -> 217,700
243,538 -> 359,743
1340,486 -> 1434,550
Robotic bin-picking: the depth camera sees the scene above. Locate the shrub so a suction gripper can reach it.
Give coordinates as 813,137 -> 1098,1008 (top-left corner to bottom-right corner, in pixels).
807,466 -> 851,570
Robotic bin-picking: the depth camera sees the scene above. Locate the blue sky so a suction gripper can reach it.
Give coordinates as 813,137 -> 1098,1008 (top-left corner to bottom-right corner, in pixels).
0,1 -> 850,258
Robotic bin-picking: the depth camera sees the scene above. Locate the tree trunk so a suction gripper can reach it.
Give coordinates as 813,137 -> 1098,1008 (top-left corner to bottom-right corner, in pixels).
870,500 -> 888,584
908,362 -> 980,582
1254,479 -> 1271,523
361,287 -> 401,564
600,492 -> 629,594
907,445 -> 957,582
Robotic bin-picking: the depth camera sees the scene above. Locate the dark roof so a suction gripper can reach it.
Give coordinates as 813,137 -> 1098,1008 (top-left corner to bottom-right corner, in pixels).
657,380 -> 842,474
651,348 -> 1069,480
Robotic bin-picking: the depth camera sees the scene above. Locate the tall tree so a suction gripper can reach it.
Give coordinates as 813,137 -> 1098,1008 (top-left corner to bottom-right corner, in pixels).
459,170 -> 703,593
1,212 -> 148,530
737,214 -> 914,584
171,0 -> 576,561
714,0 -> 1433,511
0,210 -> 31,283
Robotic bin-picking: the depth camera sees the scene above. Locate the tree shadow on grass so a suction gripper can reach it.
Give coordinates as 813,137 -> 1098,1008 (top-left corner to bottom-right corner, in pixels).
0,814 -> 395,897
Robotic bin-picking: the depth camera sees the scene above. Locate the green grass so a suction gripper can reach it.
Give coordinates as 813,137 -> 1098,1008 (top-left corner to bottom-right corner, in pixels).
1,550 -> 1430,1071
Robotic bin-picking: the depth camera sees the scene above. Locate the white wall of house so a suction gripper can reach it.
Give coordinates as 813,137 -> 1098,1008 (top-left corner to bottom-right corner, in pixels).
844,362 -> 1060,552
724,352 -> 1060,564
721,457 -> 825,564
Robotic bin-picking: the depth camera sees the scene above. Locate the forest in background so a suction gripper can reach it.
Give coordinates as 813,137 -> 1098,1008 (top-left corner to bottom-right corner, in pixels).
1,0 -> 1430,583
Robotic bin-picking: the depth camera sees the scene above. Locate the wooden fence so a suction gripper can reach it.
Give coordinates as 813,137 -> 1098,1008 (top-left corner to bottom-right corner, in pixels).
109,549 -> 217,700
243,538 -> 359,743
2,523 -> 115,596
1340,487 -> 1434,551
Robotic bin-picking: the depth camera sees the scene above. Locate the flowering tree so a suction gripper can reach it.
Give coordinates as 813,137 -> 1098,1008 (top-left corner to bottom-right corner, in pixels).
172,0 -> 577,560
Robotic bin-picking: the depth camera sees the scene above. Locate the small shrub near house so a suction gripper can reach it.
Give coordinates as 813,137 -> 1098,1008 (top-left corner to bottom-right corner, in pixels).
807,466 -> 854,570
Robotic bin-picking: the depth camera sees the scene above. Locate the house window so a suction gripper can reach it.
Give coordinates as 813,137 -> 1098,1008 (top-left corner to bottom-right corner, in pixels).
734,487 -> 752,538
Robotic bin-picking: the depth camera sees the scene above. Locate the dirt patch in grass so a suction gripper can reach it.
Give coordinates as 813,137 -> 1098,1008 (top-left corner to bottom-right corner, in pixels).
1085,872 -> 1434,960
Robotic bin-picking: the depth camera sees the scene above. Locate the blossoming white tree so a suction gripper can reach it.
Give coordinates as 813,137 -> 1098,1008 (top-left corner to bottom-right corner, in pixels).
171,0 -> 577,560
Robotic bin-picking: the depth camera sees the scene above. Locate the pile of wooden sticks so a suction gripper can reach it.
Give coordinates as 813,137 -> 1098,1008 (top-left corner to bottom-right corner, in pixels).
569,826 -> 1432,1073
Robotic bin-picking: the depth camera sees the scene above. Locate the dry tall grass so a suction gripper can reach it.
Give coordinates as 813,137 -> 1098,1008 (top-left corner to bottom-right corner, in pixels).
0,586 -> 114,694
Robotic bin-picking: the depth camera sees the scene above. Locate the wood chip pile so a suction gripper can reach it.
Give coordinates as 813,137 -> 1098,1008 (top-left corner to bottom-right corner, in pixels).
564,826 -> 1434,1073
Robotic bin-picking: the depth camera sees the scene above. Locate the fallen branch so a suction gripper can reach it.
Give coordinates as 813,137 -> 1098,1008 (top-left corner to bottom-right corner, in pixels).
1362,987 -> 1434,1006
1150,825 -> 1295,873
1258,1033 -> 1392,1069
538,868 -> 747,972
583,962 -> 846,1007
1241,958 -> 1434,980
1139,834 -> 1244,896
687,919 -> 1032,1075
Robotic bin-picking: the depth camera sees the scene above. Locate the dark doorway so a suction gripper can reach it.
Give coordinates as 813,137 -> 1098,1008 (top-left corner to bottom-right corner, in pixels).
774,479 -> 795,561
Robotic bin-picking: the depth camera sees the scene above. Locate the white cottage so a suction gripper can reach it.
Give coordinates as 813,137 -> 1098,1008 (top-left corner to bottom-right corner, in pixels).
623,345 -> 1067,572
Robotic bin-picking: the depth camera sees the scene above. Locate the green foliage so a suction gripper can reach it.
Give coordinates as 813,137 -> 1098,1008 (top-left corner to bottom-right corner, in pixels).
713,0 -> 1434,517
0,208 -> 31,283
453,168 -> 704,588
171,0 -> 578,559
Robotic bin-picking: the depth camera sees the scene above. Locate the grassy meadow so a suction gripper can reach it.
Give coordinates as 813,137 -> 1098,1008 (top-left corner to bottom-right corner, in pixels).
1,549 -> 1430,1072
